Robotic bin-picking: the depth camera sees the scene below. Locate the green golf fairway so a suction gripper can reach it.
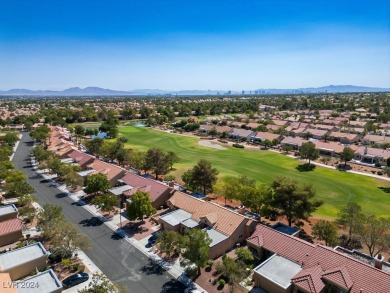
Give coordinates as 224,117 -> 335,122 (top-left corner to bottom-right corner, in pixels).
118,125 -> 390,219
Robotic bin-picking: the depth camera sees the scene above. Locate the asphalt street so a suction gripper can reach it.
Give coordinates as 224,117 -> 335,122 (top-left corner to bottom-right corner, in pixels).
12,132 -> 185,293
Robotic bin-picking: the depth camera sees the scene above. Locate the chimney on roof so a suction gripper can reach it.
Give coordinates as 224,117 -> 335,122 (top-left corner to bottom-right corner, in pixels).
364,147 -> 368,155
374,253 -> 384,270
168,180 -> 174,188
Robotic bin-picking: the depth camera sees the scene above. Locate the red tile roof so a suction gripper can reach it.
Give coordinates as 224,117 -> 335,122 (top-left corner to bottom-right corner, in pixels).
321,266 -> 353,291
247,224 -> 315,264
0,218 -> 22,236
291,265 -> 325,293
168,192 -> 253,236
121,173 -> 172,202
248,225 -> 390,293
87,160 -> 125,181
67,150 -> 95,167
303,246 -> 390,293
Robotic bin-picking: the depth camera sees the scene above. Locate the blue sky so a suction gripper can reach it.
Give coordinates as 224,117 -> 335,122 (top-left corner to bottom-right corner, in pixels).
0,0 -> 389,90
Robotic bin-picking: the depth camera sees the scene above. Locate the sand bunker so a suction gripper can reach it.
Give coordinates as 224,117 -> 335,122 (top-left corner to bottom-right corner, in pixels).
198,140 -> 227,150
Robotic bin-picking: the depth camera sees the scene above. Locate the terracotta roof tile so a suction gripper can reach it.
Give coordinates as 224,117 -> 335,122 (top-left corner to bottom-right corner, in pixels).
322,266 -> 353,290
247,224 -> 315,264
168,192 -> 252,236
291,265 -> 325,293
304,246 -> 390,293
120,173 -> 172,201
0,218 -> 22,236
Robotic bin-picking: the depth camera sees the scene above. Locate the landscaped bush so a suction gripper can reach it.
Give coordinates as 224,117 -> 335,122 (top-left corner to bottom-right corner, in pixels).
218,279 -> 225,287
371,170 -> 376,174
375,162 -> 382,168
233,143 -> 244,148
377,171 -> 383,175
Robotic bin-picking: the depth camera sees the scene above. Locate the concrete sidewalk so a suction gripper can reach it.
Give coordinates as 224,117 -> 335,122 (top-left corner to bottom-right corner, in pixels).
56,184 -> 208,293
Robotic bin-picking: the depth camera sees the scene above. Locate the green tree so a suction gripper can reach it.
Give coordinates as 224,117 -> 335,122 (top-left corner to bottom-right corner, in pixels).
2,132 -> 19,146
31,145 -> 50,161
312,220 -> 338,247
166,151 -> 180,170
3,171 -> 34,198
207,128 -> 218,138
18,194 -> 37,207
266,176 -> 323,226
262,139 -> 272,149
145,148 -> 170,179
74,125 -> 85,144
300,141 -> 319,165
100,140 -> 124,162
91,193 -> 119,216
335,202 -> 364,248
181,229 -> 212,276
85,138 -> 104,156
78,272 -> 124,293
242,183 -> 273,216
216,256 -> 246,290
182,159 -> 219,194
339,147 -> 355,168
282,145 -> 293,153
126,190 -> 156,221
63,170 -> 83,188
155,230 -> 183,255
236,247 -> 254,265
213,176 -> 249,204
38,204 -> 65,240
358,215 -> 390,257
84,174 -> 110,196
51,221 -> 91,256
322,134 -> 330,142
0,161 -> 13,181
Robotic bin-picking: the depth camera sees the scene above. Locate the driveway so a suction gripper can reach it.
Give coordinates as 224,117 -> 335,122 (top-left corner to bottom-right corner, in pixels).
12,132 -> 185,293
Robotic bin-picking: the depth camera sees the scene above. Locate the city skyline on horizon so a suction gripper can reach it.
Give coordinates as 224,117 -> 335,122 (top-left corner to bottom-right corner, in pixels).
1,1 -> 389,90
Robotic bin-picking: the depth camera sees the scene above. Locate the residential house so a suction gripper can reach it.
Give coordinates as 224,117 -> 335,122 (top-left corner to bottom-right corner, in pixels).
16,269 -> 63,293
229,128 -> 256,140
67,150 -> 95,168
0,242 -> 49,280
302,128 -> 329,140
266,124 -> 280,131
329,132 -> 360,144
84,160 -> 126,186
0,205 -> 18,222
247,224 -> 390,293
0,218 -> 23,247
354,147 -> 390,166
160,192 -> 257,259
280,137 -> 306,150
252,132 -> 282,144
198,125 -> 214,133
112,173 -> 175,209
310,124 -> 336,132
362,134 -> 390,146
313,141 -> 355,157
214,126 -> 232,134
245,122 -> 261,130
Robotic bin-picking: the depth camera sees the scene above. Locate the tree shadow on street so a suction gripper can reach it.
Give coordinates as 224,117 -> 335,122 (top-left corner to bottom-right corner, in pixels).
160,279 -> 186,293
79,217 -> 104,227
139,259 -> 165,276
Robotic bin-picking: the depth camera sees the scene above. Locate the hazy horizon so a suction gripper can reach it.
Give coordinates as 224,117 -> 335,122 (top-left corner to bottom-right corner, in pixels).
1,1 -> 389,90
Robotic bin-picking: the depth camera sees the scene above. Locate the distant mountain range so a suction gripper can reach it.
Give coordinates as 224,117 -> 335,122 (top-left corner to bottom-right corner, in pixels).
0,85 -> 389,96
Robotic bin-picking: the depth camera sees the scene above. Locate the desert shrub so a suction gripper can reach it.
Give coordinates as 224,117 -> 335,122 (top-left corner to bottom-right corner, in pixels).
375,162 -> 382,168
232,143 -> 244,148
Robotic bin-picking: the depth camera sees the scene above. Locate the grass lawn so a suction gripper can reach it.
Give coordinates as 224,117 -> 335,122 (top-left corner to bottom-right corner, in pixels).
119,125 -> 390,219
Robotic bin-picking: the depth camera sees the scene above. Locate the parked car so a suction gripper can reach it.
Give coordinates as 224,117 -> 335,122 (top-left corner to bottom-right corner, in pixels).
148,233 -> 159,246
62,273 -> 89,288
